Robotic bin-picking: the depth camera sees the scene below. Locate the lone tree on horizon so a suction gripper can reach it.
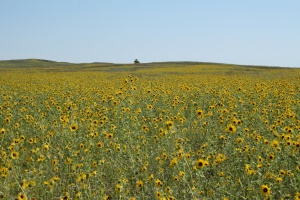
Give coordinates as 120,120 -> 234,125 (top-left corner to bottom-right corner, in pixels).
134,59 -> 140,64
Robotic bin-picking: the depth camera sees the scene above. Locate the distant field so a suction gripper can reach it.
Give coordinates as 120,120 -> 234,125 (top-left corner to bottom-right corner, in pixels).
0,59 -> 300,199
0,59 -> 291,74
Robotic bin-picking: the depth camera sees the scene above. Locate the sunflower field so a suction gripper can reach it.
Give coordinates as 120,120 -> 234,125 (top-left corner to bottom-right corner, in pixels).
0,63 -> 300,200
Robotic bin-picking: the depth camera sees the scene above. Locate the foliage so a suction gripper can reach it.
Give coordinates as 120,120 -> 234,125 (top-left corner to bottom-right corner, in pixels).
0,64 -> 300,199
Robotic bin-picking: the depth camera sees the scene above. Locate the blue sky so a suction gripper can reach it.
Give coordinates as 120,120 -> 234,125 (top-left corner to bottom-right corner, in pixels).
1,1 -> 299,67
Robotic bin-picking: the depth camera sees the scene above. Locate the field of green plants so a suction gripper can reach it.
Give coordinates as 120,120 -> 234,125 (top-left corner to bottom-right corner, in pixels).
1,61 -> 300,200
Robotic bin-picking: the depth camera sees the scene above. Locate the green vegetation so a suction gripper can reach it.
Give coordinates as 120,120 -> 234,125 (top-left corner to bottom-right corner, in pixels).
0,59 -> 299,200
0,58 -> 292,74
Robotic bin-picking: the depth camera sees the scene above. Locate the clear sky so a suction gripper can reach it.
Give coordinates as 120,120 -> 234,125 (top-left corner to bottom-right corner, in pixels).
1,1 -> 300,67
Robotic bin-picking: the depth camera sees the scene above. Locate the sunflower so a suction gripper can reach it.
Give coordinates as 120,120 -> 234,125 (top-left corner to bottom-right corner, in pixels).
179,118 -> 184,124
216,153 -> 226,162
43,143 -> 50,151
270,140 -> 279,148
19,135 -> 25,141
142,125 -> 148,131
61,192 -> 70,200
170,158 -> 178,167
218,171 -> 225,177
0,128 -> 5,135
22,179 -> 29,189
196,158 -> 208,169
226,124 -> 237,133
147,174 -> 154,182
99,120 -> 105,126
244,128 -> 250,132
115,90 -> 122,95
147,104 -> 153,110
196,109 -> 204,117
245,164 -> 255,175
52,176 -> 60,182
52,159 -> 58,165
11,151 -> 19,159
236,137 -> 244,144
279,169 -> 285,176
295,192 -> 300,200
97,142 -> 103,148
165,121 -> 174,130
264,139 -> 269,145
179,171 -> 185,178
115,184 -> 123,193
268,153 -> 275,161
141,165 -> 147,172
70,123 -> 78,132
168,196 -> 175,200
4,117 -> 10,124
219,135 -> 226,140
155,179 -> 162,187
136,180 -> 143,188
155,191 -> 161,199
18,193 -> 27,200
260,184 -> 271,196
185,153 -> 191,159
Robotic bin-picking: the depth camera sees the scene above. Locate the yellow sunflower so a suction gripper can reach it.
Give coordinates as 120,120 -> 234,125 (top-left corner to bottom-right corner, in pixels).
155,179 -> 162,187
70,123 -> 78,132
11,151 -> 19,159
18,193 -> 27,200
260,184 -> 271,196
136,180 -> 143,188
196,158 -> 208,169
196,109 -> 204,117
226,124 -> 237,133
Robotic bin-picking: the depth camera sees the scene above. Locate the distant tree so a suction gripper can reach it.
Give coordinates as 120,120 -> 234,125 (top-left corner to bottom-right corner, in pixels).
134,59 -> 140,64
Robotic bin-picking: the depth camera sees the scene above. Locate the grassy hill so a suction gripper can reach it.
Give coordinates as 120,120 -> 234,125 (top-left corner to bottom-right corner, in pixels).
0,59 -> 73,68
0,58 -> 295,75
